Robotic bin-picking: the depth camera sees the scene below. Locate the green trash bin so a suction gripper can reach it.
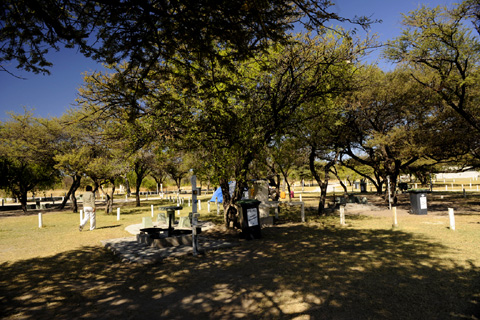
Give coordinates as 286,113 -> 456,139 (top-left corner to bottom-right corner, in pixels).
237,199 -> 261,239
408,189 -> 429,215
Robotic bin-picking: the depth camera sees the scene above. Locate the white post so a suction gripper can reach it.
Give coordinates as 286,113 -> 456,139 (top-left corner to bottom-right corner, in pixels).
38,212 -> 43,228
301,203 -> 305,223
415,183 -> 418,189
339,206 -> 345,226
198,199 -> 202,211
217,201 -> 220,216
445,185 -> 448,191
188,197 -> 191,207
448,208 -> 455,230
299,194 -> 302,202
392,207 -> 398,228
117,207 -> 120,221
207,201 -> 210,213
151,204 -> 154,218
387,176 -> 392,210
451,183 -> 454,190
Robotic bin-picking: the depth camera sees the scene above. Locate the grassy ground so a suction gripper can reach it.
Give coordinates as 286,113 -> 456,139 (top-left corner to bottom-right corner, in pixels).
0,192 -> 479,319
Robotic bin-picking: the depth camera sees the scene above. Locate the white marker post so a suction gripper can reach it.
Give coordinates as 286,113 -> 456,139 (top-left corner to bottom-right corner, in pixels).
339,206 -> 345,226
207,201 -> 210,213
392,207 -> 398,228
117,207 -> 120,221
38,212 -> 43,228
448,208 -> 455,231
151,204 -> 154,217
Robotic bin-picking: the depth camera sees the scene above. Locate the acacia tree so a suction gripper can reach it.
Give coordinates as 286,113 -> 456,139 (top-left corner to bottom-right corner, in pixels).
340,67 -> 436,203
265,137 -> 306,201
54,110 -> 92,212
0,110 -> 60,212
1,0 -> 370,75
163,151 -> 190,193
385,2 -> 480,133
183,32 -> 372,224
128,149 -> 155,207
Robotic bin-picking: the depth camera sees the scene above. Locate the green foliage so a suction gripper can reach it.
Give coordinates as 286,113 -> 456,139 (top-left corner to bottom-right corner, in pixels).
385,2 -> 480,133
0,110 -> 59,211
0,0 -> 371,75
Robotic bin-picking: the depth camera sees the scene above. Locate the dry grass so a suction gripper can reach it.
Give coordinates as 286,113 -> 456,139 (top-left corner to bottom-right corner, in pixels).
0,192 -> 479,319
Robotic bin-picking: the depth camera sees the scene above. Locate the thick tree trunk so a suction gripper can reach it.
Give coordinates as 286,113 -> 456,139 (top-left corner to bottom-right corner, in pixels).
20,191 -> 28,213
220,179 -> 235,228
135,179 -> 141,207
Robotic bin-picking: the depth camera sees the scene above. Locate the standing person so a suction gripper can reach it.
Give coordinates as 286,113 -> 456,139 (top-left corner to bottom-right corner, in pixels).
79,185 -> 96,231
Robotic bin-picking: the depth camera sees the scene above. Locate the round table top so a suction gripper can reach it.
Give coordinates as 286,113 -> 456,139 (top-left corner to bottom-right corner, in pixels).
140,227 -> 169,233
159,206 -> 183,210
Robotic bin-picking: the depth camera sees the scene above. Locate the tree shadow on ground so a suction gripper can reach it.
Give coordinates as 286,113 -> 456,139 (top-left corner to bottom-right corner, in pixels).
1,224 -> 479,319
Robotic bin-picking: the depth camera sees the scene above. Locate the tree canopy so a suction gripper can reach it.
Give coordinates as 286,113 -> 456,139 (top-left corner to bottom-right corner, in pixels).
0,0 -> 370,75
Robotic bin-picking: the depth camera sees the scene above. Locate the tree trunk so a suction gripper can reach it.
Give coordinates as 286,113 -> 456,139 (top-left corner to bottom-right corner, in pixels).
330,166 -> 348,193
105,179 -> 116,214
61,174 -> 81,210
319,180 -> 328,214
124,174 -> 131,197
220,179 -> 236,228
308,145 -> 335,216
135,179 -> 141,207
19,191 -> 28,213
175,178 -> 182,194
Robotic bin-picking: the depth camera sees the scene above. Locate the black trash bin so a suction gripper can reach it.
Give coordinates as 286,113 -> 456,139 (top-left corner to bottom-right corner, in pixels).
237,199 -> 261,239
408,189 -> 429,215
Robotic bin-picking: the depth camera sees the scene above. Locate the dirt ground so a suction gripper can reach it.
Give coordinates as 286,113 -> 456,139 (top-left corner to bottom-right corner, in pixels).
1,191 -> 480,319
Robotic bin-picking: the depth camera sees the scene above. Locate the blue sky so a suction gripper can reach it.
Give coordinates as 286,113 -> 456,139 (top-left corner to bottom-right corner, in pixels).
0,0 -> 459,121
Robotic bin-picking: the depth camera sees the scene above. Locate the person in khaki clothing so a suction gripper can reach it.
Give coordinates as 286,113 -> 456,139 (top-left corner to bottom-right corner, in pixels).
79,186 -> 96,231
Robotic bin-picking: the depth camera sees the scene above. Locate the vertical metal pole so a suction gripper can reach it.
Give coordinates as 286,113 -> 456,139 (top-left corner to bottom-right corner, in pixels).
191,175 -> 199,255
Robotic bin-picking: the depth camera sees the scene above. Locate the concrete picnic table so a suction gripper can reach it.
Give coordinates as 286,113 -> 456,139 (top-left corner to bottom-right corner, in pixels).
159,205 -> 183,236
